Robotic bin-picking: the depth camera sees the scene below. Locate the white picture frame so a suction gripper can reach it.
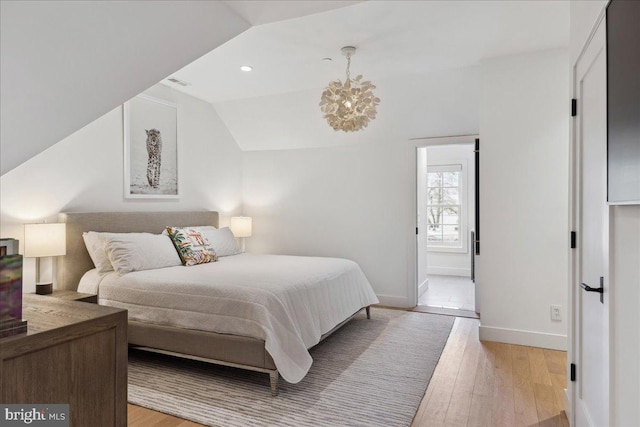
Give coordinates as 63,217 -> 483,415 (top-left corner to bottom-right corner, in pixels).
123,94 -> 179,199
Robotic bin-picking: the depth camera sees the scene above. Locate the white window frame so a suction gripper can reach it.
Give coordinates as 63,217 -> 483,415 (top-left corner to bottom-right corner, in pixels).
426,162 -> 468,254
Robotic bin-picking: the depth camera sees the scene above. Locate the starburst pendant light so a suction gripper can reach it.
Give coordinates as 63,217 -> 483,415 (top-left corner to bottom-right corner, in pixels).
319,46 -> 380,132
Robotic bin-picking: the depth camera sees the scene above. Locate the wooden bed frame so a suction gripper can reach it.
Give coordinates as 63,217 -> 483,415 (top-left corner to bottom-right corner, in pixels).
57,211 -> 370,395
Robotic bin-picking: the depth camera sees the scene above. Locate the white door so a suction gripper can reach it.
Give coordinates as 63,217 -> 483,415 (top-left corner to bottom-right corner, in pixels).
416,147 -> 429,296
573,20 -> 609,427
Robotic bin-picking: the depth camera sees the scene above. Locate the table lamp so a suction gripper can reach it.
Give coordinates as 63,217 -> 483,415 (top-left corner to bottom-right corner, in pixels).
230,217 -> 252,252
24,223 -> 66,295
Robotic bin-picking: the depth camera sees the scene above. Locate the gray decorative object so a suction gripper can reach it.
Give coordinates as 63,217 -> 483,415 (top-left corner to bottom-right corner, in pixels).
128,309 -> 454,427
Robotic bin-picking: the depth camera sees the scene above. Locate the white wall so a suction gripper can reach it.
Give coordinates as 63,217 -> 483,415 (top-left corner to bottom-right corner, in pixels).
424,144 -> 475,277
0,0 -> 249,175
242,142 -> 414,306
241,66 -> 480,307
0,84 -> 244,293
478,48 -> 569,350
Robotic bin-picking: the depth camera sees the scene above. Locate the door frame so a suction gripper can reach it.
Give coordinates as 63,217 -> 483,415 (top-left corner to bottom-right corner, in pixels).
406,134 -> 479,308
568,3 -> 609,425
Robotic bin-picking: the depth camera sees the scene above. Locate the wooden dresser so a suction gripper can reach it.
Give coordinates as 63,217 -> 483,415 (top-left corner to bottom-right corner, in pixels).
40,289 -> 99,304
0,294 -> 127,426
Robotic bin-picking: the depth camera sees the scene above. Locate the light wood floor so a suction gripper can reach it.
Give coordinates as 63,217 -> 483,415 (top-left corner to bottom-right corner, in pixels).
128,317 -> 568,427
411,317 -> 568,427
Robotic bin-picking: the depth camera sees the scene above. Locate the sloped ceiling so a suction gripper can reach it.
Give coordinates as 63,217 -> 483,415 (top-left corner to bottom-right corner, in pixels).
0,0 -> 358,176
0,0 -> 571,174
165,0 -> 570,150
223,0 -> 362,26
0,1 -> 249,176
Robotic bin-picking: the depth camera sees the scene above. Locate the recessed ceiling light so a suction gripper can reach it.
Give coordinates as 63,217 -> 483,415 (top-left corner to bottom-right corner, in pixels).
240,65 -> 253,72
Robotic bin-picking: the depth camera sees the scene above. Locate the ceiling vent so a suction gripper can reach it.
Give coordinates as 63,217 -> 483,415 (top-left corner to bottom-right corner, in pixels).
166,77 -> 190,87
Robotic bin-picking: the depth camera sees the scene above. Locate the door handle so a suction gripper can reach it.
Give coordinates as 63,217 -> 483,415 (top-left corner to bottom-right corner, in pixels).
580,276 -> 604,304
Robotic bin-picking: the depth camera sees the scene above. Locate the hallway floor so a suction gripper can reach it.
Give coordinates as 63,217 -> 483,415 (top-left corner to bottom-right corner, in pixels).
411,317 -> 568,426
418,274 -> 475,311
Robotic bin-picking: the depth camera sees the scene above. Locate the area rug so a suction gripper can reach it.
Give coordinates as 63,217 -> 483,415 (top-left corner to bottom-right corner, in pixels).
128,309 -> 454,427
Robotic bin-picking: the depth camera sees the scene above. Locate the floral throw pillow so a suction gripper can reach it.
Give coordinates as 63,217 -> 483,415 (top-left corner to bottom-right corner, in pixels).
166,226 -> 218,266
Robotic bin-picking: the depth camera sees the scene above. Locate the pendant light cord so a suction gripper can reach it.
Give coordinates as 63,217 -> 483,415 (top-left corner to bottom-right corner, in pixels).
346,53 -> 351,81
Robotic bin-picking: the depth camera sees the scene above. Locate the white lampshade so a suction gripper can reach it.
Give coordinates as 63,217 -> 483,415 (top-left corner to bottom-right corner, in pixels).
24,223 -> 67,258
230,217 -> 252,238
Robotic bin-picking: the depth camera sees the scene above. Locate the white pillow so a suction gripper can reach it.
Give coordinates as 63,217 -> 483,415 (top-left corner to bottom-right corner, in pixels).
83,232 -> 114,274
201,227 -> 241,257
162,226 -> 217,236
103,233 -> 182,275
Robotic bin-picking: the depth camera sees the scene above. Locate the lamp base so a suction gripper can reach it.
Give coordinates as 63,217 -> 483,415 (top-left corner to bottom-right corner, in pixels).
35,283 -> 53,295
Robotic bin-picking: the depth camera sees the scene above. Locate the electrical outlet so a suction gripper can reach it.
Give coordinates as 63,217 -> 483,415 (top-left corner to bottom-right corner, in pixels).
550,305 -> 562,321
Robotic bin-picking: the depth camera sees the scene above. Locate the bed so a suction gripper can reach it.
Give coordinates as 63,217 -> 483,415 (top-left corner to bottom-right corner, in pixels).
57,211 -> 379,395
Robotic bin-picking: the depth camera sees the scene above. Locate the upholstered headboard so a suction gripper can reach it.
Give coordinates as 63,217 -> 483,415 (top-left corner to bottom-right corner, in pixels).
57,211 -> 219,290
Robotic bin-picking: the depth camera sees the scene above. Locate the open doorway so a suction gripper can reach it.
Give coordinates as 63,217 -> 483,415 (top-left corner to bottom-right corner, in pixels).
416,140 -> 478,317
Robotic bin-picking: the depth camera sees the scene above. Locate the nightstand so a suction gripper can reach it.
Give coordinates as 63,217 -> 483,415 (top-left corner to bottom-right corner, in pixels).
40,289 -> 98,304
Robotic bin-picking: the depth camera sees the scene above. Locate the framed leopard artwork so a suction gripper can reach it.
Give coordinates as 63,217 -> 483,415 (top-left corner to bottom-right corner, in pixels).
124,94 -> 179,198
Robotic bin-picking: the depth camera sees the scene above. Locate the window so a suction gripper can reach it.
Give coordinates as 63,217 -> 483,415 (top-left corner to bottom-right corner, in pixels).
426,164 -> 463,249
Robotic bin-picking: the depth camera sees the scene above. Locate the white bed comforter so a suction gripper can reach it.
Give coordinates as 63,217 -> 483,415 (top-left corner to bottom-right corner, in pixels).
78,253 -> 379,383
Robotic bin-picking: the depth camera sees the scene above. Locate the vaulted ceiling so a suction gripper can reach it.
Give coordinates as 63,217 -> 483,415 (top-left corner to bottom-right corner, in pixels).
169,1 -> 569,103
0,0 -> 358,175
164,0 -> 570,150
0,1 -> 570,174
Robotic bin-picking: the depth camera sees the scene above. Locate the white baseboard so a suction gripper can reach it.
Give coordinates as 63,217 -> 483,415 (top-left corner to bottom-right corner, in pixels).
418,279 -> 429,297
427,267 -> 471,277
376,294 -> 413,308
564,388 -> 572,424
479,324 -> 567,350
